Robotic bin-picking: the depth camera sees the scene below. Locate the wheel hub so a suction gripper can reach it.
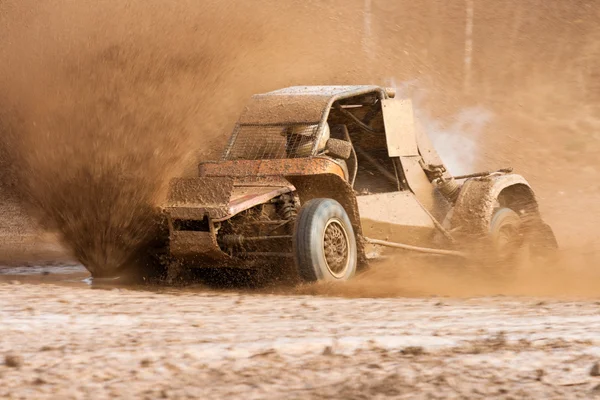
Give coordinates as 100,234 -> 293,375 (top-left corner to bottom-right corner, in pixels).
323,219 -> 349,277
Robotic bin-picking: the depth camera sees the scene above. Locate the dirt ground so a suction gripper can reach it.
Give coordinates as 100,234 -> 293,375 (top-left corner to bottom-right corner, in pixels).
1,266 -> 600,399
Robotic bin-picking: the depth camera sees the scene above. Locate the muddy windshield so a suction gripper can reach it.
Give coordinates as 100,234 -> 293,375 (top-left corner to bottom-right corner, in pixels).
223,124 -> 320,160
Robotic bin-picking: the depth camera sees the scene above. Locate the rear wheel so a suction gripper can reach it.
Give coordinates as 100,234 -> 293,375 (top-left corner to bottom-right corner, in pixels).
490,207 -> 524,261
489,207 -> 558,266
293,198 -> 357,282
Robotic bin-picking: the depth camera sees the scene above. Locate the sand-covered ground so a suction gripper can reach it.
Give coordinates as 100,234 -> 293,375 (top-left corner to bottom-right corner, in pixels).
1,266 -> 600,399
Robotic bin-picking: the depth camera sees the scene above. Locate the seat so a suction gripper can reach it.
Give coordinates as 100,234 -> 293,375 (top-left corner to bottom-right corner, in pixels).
328,124 -> 357,186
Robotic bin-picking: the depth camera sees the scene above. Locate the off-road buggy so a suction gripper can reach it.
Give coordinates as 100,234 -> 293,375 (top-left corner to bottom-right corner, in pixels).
162,86 -> 557,282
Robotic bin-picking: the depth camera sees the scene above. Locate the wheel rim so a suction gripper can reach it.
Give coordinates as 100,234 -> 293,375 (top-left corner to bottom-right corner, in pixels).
495,225 -> 519,257
490,209 -> 523,260
323,218 -> 350,278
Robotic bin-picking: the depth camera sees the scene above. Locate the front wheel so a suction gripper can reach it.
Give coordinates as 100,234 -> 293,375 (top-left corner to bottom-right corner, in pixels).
293,198 -> 357,282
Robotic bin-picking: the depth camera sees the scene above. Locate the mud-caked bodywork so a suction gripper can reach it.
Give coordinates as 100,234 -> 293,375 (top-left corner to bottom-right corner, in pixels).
161,85 -> 556,281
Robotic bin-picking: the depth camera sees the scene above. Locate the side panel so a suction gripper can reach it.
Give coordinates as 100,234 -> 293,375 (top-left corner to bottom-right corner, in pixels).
357,191 -> 435,247
381,98 -> 418,157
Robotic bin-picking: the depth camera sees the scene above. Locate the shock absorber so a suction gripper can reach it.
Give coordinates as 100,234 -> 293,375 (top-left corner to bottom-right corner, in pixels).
419,160 -> 461,204
436,177 -> 461,203
279,194 -> 298,221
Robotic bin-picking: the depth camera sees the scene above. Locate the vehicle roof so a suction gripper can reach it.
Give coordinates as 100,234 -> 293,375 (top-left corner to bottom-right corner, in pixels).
237,85 -> 386,125
264,85 -> 382,97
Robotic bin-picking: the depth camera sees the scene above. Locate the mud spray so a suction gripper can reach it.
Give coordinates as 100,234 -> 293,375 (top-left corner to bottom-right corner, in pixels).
1,1 -> 599,294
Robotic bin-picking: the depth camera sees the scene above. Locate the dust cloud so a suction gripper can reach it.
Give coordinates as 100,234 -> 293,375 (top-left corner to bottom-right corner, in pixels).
298,250 -> 600,299
0,1 -> 599,291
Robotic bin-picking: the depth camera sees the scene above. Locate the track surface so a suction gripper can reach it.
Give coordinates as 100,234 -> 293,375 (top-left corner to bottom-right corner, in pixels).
2,266 -> 600,399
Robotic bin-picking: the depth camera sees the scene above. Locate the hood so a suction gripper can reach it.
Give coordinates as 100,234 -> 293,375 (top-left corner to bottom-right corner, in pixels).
162,177 -> 294,221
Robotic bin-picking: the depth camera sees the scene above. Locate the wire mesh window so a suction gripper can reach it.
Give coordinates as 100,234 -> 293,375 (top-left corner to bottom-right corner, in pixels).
223,124 -> 320,160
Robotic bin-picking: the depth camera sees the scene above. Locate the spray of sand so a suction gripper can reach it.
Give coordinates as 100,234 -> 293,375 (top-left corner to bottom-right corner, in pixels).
0,1 -> 265,276
1,48 -> 222,275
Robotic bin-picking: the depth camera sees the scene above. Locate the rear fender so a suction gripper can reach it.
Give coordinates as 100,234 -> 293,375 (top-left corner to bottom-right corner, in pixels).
450,174 -> 540,238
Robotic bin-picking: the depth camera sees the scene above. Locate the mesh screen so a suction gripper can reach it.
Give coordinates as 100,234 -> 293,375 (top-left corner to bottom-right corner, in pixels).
223,124 -> 319,160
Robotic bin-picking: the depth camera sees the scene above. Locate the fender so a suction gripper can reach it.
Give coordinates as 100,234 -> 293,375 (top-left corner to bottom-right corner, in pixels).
450,173 -> 540,239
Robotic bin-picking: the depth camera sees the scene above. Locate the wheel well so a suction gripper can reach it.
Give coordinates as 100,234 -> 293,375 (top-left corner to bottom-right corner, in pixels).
497,183 -> 540,218
451,175 -> 540,238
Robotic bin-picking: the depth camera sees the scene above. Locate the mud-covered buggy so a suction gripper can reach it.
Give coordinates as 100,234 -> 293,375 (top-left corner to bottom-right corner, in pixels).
161,86 -> 557,282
